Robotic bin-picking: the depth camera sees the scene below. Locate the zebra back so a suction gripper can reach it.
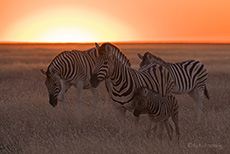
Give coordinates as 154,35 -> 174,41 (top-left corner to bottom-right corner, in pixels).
47,48 -> 97,86
139,52 -> 208,93
168,60 -> 208,92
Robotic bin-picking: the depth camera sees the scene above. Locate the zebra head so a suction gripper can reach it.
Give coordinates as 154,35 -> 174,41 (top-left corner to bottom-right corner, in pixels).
40,67 -> 61,107
90,43 -> 114,88
133,87 -> 150,116
138,52 -> 166,68
138,52 -> 153,68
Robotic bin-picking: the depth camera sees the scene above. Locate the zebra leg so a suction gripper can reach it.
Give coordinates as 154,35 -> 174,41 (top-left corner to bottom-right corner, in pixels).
146,121 -> 157,138
133,116 -> 140,131
114,104 -> 126,133
76,81 -> 84,110
197,88 -> 205,122
58,80 -> 70,109
57,92 -> 65,108
188,87 -> 204,122
164,120 -> 173,141
172,112 -> 180,144
104,79 -> 112,104
91,88 -> 99,110
188,88 -> 200,121
158,121 -> 164,142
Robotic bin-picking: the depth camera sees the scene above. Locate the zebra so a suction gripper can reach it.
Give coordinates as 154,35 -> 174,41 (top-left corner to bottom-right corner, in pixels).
133,87 -> 180,142
138,52 -> 209,121
90,43 -> 174,128
40,47 -> 111,109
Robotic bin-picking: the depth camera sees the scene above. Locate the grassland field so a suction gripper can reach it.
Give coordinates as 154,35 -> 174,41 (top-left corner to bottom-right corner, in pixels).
0,43 -> 229,154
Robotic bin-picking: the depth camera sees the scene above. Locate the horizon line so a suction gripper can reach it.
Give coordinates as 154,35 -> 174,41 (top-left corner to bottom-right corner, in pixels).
1,41 -> 230,44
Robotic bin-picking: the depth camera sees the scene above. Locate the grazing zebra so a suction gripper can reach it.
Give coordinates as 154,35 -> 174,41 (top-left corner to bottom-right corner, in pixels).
40,47 -> 111,108
90,43 -> 174,127
133,87 -> 180,142
138,52 -> 209,121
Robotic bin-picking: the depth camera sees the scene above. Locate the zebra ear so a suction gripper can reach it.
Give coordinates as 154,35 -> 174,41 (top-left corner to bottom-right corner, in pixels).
137,53 -> 143,60
40,69 -> 47,76
95,42 -> 100,51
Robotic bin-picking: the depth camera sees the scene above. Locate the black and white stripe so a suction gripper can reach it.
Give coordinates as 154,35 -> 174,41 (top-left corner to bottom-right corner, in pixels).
41,47 -> 107,108
138,52 -> 209,121
133,87 -> 179,141
90,43 -> 174,125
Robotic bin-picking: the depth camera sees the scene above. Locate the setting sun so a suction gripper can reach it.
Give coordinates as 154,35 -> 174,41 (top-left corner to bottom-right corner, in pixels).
39,27 -> 97,43
2,5 -> 137,43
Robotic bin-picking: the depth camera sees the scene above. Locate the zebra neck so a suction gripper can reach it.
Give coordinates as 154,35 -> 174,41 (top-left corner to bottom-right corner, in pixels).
111,64 -> 133,85
110,65 -> 136,103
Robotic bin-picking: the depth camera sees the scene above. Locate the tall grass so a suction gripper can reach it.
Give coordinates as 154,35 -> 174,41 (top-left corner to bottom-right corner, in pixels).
0,43 -> 229,153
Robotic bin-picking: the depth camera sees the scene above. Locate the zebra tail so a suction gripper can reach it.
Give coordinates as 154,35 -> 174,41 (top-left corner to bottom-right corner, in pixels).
204,85 -> 210,100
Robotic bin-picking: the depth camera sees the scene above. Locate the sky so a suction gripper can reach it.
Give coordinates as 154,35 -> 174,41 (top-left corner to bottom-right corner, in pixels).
1,0 -> 230,43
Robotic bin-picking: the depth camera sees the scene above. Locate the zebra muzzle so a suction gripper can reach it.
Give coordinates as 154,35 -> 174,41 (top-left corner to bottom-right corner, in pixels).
49,94 -> 58,107
90,73 -> 100,88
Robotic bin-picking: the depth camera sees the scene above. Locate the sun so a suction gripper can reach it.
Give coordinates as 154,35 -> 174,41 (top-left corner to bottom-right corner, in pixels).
4,7 -> 137,43
38,27 -> 98,43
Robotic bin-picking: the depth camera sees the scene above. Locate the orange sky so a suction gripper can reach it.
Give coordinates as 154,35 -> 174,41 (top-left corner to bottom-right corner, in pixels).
1,0 -> 230,43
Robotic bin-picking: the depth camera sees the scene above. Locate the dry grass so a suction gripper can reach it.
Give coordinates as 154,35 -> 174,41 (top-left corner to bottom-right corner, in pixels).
0,43 -> 229,154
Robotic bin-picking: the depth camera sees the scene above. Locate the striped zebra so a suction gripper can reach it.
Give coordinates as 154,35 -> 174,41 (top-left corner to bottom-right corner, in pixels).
40,47 -> 111,109
90,43 -> 174,127
138,52 -> 209,121
133,87 -> 179,142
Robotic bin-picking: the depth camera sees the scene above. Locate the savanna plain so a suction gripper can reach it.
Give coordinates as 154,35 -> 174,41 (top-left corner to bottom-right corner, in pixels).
0,43 -> 229,154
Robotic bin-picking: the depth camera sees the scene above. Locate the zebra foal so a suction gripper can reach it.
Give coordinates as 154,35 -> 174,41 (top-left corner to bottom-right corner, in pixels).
138,52 -> 209,121
133,87 -> 180,142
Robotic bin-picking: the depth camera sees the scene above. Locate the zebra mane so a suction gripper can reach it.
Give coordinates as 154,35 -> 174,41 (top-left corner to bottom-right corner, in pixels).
144,52 -> 166,65
98,43 -> 131,67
